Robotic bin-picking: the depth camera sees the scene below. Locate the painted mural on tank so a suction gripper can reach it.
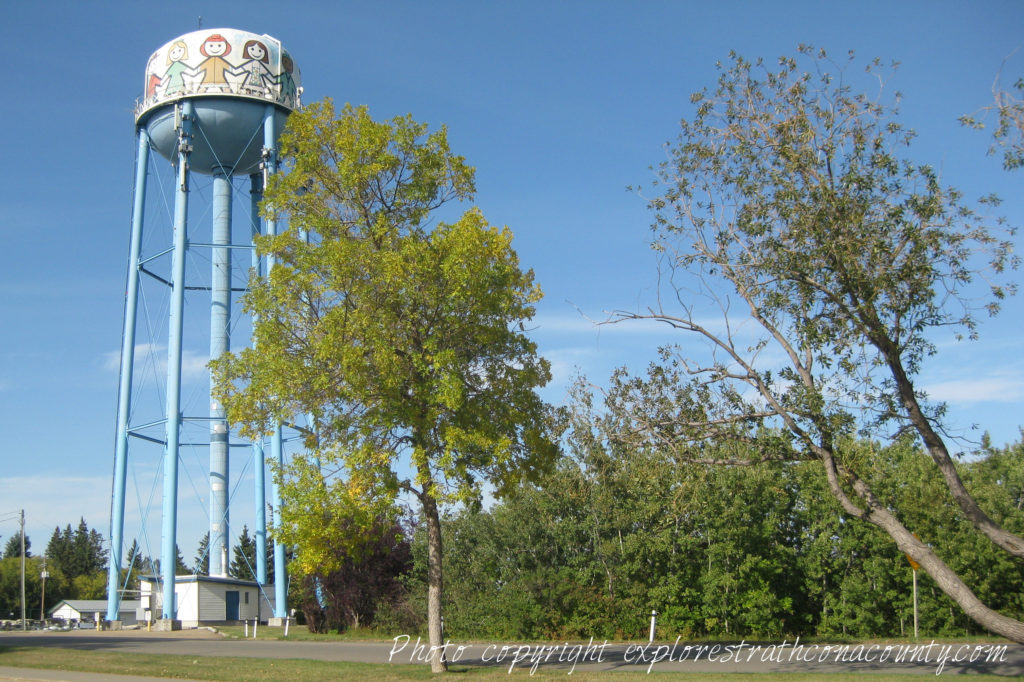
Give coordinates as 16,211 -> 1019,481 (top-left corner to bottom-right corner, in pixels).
138,28 -> 302,119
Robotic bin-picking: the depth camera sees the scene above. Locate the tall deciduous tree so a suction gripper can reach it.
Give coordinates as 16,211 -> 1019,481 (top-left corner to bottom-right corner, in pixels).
614,47 -> 1023,640
961,65 -> 1024,170
292,514 -> 411,633
213,100 -> 558,671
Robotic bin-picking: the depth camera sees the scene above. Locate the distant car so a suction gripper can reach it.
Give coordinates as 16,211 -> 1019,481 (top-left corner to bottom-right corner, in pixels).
76,621 -> 96,629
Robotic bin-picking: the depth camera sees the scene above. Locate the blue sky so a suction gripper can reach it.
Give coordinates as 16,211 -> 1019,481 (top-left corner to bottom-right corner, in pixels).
1,1 -> 1023,559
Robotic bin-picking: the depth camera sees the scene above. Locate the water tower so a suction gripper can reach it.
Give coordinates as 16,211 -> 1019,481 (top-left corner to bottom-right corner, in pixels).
106,28 -> 301,626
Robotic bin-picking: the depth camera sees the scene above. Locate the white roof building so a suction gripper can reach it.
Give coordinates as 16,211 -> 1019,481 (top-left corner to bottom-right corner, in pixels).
139,575 -> 273,627
50,600 -> 140,625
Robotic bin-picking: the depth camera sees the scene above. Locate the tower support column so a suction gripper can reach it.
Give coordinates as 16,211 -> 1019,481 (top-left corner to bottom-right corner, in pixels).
160,100 -> 193,621
249,172 -> 269,588
263,105 -> 288,620
106,128 -> 151,623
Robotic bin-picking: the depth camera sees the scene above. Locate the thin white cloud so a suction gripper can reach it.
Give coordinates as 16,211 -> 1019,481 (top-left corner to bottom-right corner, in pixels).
542,347 -> 601,384
922,376 -> 1024,405
1,475 -> 115,547
1,471 -> 242,561
102,344 -> 209,382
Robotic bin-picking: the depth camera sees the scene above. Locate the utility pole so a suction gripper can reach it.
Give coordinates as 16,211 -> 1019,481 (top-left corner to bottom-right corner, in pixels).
40,556 -> 48,621
20,509 -> 26,631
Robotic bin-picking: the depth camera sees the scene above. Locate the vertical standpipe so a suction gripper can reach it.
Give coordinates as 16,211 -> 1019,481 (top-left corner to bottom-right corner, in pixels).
209,167 -> 232,577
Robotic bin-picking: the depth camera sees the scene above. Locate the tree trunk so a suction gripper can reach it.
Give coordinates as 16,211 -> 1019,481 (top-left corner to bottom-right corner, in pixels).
867,493 -> 1024,642
422,490 -> 448,673
821,452 -> 1024,643
878,334 -> 1024,557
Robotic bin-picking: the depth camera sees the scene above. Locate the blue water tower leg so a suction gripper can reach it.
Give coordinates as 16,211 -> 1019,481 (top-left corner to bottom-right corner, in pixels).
160,101 -> 193,620
249,173 -> 269,588
209,166 -> 232,577
106,128 -> 151,623
271,427 -> 286,617
263,105 -> 288,620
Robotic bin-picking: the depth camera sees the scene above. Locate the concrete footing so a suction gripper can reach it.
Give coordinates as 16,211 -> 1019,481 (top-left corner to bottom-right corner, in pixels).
153,619 -> 181,631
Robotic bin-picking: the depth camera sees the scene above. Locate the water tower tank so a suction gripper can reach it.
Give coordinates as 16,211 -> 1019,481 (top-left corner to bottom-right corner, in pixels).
137,28 -> 301,175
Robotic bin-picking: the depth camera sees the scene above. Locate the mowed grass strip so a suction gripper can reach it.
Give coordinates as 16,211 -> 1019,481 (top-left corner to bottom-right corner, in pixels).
0,646 -> 429,681
214,624 -> 388,641
0,646 -> 1014,681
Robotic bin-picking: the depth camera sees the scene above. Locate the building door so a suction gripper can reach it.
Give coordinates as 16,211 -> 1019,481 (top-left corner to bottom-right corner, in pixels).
225,591 -> 240,621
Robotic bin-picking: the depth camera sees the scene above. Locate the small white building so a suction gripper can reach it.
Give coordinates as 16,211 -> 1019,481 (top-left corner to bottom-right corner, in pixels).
50,600 -> 140,625
139,575 -> 273,627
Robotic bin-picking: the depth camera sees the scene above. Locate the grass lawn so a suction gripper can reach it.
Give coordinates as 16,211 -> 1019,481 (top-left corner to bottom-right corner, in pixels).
0,645 -> 1014,681
215,623 -> 389,641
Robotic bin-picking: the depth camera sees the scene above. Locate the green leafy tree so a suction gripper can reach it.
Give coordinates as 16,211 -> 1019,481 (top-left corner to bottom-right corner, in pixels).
294,515 -> 411,633
0,556 -> 47,621
961,66 -> 1024,170
417,425 -> 1024,639
72,571 -> 107,600
213,100 -> 559,670
613,47 -> 1023,641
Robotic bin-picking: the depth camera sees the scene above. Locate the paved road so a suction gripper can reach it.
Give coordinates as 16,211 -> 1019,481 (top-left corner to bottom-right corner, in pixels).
2,629 -> 1023,676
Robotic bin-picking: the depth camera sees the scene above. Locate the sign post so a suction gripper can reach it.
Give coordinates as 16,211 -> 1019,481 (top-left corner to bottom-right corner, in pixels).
905,550 -> 920,639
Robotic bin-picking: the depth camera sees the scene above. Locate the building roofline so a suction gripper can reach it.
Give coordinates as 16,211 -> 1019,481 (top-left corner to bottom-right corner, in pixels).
139,574 -> 260,587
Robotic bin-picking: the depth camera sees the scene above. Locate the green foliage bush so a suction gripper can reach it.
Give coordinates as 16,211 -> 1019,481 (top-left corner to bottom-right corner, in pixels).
390,432 -> 1024,640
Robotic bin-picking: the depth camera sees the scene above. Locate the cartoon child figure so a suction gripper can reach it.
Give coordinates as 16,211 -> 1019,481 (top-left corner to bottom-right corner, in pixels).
277,53 -> 298,108
161,40 -> 190,97
198,33 -> 235,93
145,52 -> 161,101
240,39 -> 272,97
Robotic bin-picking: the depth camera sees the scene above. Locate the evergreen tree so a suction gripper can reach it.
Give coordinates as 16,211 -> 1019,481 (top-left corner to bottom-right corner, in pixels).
230,526 -> 257,582
153,544 -> 189,576
176,544 -> 188,575
43,520 -> 107,601
121,539 -> 143,592
69,519 -> 107,576
2,532 -> 30,559
45,524 -> 81,581
193,532 -> 210,575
